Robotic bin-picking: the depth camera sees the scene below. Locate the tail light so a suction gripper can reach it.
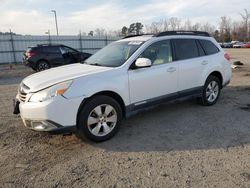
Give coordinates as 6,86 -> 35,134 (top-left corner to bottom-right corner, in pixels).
26,51 -> 36,58
224,52 -> 230,61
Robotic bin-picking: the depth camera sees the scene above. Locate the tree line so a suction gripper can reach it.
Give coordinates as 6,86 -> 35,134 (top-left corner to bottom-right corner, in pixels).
87,9 -> 250,42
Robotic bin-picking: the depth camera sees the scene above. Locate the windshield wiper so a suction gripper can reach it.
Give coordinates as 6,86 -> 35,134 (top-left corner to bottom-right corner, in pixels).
89,63 -> 103,66
81,61 -> 102,66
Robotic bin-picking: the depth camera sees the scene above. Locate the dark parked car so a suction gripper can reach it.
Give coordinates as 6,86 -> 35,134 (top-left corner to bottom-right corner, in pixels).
23,44 -> 92,71
219,42 -> 233,48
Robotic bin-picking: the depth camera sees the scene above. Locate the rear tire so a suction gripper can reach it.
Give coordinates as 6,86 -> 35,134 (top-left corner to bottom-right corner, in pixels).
77,95 -> 122,142
36,60 -> 50,71
199,75 -> 221,106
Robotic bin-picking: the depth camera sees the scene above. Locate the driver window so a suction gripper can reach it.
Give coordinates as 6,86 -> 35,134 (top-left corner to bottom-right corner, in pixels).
139,40 -> 172,65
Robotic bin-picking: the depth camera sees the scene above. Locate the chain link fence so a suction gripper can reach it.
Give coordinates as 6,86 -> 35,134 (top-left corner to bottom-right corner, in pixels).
0,34 -> 120,64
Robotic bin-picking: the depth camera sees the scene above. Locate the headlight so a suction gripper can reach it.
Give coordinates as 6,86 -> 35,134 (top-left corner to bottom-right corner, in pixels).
29,80 -> 73,102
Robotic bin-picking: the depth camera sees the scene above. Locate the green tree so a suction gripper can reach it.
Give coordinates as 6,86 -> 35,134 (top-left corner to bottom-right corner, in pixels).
121,26 -> 128,36
127,22 -> 144,35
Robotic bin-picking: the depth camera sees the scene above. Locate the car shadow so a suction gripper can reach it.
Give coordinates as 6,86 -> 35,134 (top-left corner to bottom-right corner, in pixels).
91,86 -> 250,152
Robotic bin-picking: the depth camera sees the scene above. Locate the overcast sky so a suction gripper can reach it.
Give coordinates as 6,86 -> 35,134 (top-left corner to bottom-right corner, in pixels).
0,0 -> 250,35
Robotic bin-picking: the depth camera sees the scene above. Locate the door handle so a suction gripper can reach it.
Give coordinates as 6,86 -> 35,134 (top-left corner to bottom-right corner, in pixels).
167,67 -> 176,72
201,61 -> 208,65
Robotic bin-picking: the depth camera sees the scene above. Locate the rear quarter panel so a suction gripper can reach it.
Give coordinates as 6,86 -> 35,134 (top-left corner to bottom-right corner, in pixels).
201,51 -> 231,86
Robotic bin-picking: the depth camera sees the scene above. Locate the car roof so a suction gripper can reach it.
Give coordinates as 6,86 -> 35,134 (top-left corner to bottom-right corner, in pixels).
36,44 -> 63,47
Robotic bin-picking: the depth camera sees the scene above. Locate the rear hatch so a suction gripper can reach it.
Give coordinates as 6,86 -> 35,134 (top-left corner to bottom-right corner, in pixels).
23,47 -> 36,63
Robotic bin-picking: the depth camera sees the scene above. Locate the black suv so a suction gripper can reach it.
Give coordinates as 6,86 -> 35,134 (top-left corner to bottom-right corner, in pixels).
23,44 -> 92,71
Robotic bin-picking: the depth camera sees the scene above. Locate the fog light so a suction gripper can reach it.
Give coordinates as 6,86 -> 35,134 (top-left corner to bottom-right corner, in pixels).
31,121 -> 57,131
23,120 -> 32,128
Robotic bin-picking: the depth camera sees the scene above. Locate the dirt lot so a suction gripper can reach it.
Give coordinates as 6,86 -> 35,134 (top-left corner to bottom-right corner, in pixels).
0,49 -> 250,188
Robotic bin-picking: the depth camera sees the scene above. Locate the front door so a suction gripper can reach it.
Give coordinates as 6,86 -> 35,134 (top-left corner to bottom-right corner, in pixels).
128,40 -> 178,106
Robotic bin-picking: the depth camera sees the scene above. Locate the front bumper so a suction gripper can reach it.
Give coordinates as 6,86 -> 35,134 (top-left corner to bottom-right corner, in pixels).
17,95 -> 84,132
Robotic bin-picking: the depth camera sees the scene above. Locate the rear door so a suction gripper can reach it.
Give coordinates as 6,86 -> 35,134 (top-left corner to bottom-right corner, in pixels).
172,39 -> 206,94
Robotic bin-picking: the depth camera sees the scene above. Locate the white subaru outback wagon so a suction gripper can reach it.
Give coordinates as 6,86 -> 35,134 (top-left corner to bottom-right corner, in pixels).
14,31 -> 232,142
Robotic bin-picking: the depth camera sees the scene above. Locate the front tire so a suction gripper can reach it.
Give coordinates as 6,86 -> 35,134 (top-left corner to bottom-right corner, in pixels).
77,95 -> 122,142
199,75 -> 221,106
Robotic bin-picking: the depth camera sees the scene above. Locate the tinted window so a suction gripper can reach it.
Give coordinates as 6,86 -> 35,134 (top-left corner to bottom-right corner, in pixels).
199,40 -> 219,55
140,40 -> 172,65
42,46 -> 61,53
196,40 -> 206,56
28,47 -> 42,52
61,46 -> 78,54
173,39 -> 199,60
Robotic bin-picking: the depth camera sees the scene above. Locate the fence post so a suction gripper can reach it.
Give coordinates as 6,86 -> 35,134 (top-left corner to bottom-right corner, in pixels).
9,29 -> 17,65
105,35 -> 108,46
47,30 -> 51,44
79,31 -> 83,52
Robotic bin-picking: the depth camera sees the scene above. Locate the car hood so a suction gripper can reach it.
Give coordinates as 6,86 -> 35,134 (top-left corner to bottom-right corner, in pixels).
22,63 -> 112,92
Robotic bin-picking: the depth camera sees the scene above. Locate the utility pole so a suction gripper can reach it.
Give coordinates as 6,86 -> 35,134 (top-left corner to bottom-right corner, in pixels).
51,10 -> 59,36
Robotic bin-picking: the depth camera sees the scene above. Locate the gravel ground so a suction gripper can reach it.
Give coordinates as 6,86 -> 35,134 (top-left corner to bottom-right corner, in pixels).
0,49 -> 250,188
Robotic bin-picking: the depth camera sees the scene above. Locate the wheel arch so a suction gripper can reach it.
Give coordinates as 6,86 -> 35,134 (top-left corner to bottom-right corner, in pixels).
206,71 -> 223,88
76,90 -> 126,127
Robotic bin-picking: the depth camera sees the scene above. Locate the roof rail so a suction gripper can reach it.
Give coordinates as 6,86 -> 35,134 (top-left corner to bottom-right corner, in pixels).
154,31 -> 210,37
123,34 -> 154,39
123,34 -> 144,39
37,43 -> 62,47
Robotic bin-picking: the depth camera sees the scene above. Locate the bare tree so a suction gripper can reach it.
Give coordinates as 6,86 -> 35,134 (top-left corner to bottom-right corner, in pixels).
219,16 -> 232,42
169,17 -> 181,30
182,19 -> 192,30
147,21 -> 163,33
240,9 -> 250,41
163,19 -> 169,31
192,23 -> 201,31
201,22 -> 215,34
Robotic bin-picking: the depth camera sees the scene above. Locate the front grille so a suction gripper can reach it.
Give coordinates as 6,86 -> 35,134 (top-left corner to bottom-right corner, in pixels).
18,83 -> 30,102
19,91 -> 27,102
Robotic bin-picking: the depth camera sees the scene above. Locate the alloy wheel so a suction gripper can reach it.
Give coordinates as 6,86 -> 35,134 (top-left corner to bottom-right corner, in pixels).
87,104 -> 117,137
206,81 -> 219,103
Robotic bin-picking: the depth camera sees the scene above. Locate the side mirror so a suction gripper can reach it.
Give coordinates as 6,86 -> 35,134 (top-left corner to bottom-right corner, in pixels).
135,58 -> 152,68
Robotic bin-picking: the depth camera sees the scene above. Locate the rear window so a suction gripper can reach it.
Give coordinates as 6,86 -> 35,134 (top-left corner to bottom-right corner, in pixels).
199,40 -> 219,55
173,39 -> 199,60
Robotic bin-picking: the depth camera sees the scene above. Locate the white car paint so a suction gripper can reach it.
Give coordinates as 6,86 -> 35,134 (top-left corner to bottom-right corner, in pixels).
16,33 -> 232,131
22,63 -> 113,92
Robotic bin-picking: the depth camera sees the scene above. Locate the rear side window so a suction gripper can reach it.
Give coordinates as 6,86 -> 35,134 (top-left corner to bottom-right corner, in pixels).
199,40 -> 219,55
42,46 -> 61,53
196,40 -> 206,56
173,39 -> 199,60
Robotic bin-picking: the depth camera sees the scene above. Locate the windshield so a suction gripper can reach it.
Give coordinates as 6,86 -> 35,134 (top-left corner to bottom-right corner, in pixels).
84,41 -> 143,67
